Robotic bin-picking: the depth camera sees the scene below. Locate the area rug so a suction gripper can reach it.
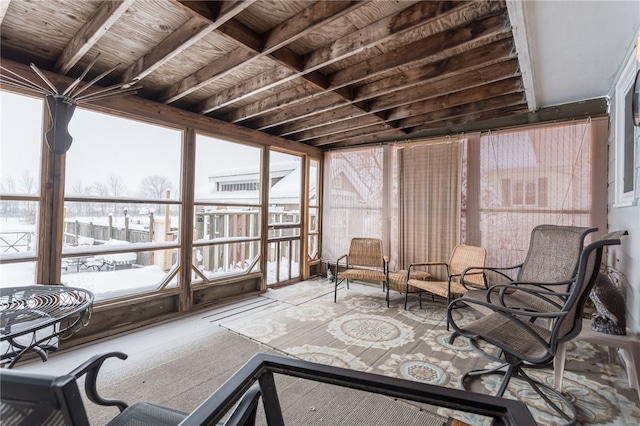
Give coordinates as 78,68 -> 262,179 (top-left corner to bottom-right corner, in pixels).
220,280 -> 640,425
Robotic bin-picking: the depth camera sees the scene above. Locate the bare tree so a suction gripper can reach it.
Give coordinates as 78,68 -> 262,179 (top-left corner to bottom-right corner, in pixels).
91,182 -> 109,197
106,174 -> 127,197
69,180 -> 87,195
139,175 -> 174,199
19,169 -> 36,194
1,175 -> 16,193
1,176 -> 17,217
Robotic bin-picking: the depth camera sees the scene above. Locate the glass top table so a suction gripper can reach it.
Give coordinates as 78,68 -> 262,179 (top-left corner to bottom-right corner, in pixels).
0,285 -> 93,368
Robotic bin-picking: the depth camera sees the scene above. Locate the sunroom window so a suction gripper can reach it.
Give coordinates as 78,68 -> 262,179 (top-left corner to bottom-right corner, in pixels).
61,108 -> 183,302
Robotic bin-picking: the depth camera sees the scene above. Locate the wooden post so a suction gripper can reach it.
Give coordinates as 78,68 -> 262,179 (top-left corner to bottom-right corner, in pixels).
37,107 -> 65,285
179,129 -> 196,311
149,211 -> 155,265
163,189 -> 171,270
108,214 -> 113,240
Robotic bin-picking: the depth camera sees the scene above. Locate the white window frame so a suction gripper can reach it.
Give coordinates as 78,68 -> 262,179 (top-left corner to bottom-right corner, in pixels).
614,53 -> 639,207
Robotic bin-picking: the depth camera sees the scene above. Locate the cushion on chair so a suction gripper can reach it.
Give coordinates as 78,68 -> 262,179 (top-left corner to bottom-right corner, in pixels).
337,269 -> 386,282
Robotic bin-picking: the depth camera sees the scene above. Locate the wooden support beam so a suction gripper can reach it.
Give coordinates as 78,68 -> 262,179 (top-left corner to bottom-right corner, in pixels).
245,18 -> 511,132
1,59 -> 323,158
224,37 -> 516,125
54,0 -> 134,75
121,16 -> 215,83
329,12 -> 511,90
161,1 -> 360,106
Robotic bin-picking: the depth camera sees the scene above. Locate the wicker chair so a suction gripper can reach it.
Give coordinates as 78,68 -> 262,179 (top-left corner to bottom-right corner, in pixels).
400,245 -> 487,323
459,225 -> 597,316
334,238 -> 388,303
447,233 -> 624,425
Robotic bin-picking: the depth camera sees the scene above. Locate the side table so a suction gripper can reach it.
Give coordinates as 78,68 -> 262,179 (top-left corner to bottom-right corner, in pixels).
554,318 -> 640,402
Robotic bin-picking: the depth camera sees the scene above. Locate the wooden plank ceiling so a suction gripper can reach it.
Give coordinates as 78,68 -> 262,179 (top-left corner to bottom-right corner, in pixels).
0,0 -> 527,150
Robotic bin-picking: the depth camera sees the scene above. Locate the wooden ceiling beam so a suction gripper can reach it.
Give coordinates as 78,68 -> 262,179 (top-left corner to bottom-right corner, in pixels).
329,12 -> 511,90
408,104 -> 530,135
387,76 -> 522,121
200,1 -> 464,113
302,0 -> 501,72
54,0 -> 134,75
310,124 -> 407,147
159,47 -> 259,104
354,37 -> 515,101
218,1 -> 507,124
314,128 -> 407,149
305,89 -> 525,147
222,81 -> 322,123
124,1 -> 257,86
289,64 -> 526,142
280,72 -> 522,141
264,1 -> 361,52
370,59 -> 520,111
268,50 -> 517,137
403,93 -> 527,132
243,16 -> 511,131
263,57 -> 518,137
224,37 -> 515,125
403,99 -> 608,141
160,1 -> 360,106
273,104 -> 382,141
294,115 -> 384,143
121,16 -> 215,84
174,1 -> 256,25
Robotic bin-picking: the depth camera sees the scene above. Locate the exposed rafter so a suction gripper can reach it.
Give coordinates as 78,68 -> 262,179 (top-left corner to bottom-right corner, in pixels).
0,0 -> 572,151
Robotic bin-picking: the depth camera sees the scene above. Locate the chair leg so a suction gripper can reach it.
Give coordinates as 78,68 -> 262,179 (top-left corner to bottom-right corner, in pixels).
386,282 -> 390,307
463,355 -> 577,426
553,341 -> 567,391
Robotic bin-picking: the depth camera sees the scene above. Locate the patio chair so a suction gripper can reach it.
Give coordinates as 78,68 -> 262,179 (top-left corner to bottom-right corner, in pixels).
0,352 -> 187,426
0,351 -> 536,426
334,238 -> 389,303
459,224 -> 597,316
400,245 -> 488,326
447,232 -> 624,425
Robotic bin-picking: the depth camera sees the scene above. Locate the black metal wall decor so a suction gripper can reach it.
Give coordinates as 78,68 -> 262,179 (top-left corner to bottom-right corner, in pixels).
0,54 -> 140,154
45,95 -> 77,154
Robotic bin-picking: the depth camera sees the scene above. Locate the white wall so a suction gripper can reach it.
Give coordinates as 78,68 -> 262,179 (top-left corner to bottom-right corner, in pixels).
607,31 -> 640,332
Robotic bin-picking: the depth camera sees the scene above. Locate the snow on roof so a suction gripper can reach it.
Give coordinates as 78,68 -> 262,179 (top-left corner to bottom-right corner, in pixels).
196,160 -> 314,205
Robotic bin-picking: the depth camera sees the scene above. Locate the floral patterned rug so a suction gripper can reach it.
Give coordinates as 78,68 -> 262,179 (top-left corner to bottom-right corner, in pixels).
220,279 -> 640,425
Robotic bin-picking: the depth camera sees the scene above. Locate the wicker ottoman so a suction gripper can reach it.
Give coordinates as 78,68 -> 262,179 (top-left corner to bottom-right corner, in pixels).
388,269 -> 432,309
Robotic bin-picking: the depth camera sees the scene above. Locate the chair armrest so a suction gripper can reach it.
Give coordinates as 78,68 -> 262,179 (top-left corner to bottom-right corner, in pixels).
462,264 -> 523,282
68,351 -> 129,412
487,283 -> 570,311
453,295 -> 569,321
335,254 -> 349,273
457,270 -> 488,291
